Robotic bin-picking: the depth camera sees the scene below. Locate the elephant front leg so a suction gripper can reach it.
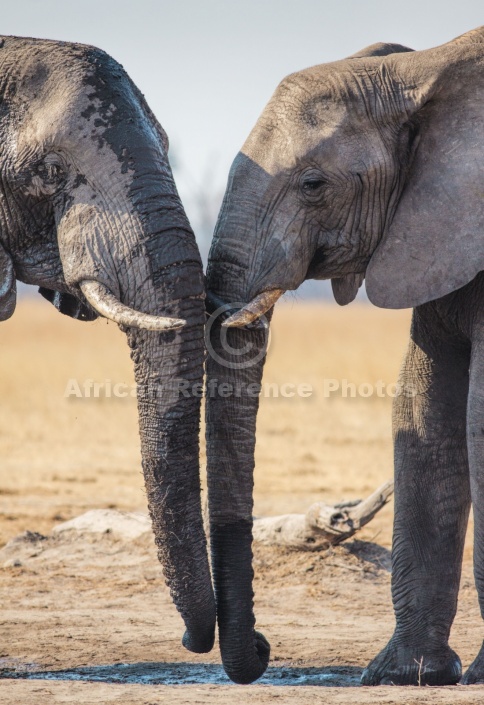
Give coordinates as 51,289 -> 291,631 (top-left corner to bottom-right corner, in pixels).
462,338 -> 484,684
362,305 -> 471,686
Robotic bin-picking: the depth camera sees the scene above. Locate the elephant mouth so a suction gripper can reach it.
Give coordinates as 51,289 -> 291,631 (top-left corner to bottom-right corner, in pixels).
331,272 -> 366,305
305,247 -> 368,281
306,246 -> 327,279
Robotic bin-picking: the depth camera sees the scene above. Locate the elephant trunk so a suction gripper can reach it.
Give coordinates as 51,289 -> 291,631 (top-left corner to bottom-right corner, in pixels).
206,323 -> 270,682
129,295 -> 216,652
58,167 -> 216,652
206,220 -> 272,681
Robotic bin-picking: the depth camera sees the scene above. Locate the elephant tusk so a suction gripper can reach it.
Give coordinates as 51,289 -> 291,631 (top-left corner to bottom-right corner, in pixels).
222,289 -> 285,328
79,280 -> 186,331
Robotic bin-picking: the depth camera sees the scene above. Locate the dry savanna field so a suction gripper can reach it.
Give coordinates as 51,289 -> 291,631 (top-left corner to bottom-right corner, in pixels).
0,296 -> 483,704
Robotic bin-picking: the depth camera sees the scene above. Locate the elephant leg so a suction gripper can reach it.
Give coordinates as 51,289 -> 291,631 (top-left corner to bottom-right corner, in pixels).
362,304 -> 471,686
462,336 -> 484,684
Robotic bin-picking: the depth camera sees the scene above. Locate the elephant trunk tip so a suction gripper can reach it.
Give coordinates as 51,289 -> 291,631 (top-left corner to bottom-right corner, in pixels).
182,626 -> 216,654
222,631 -> 271,684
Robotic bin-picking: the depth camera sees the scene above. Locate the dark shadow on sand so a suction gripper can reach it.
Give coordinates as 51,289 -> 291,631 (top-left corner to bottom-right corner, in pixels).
344,540 -> 392,572
1,662 -> 363,686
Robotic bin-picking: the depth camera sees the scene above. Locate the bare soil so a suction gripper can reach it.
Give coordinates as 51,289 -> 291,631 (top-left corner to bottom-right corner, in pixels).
0,298 -> 482,704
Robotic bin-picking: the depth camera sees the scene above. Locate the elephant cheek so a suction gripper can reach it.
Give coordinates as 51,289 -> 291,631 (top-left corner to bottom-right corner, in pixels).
56,204 -> 124,297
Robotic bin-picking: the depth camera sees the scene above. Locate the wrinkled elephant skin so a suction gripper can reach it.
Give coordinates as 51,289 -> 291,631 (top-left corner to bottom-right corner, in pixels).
0,36 -> 215,657
205,27 -> 484,685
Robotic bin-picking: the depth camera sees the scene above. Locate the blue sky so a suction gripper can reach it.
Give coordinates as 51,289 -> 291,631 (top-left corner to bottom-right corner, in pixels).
2,1 -> 483,291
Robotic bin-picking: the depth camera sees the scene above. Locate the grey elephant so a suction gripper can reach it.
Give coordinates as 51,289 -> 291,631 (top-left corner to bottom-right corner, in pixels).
205,27 -> 484,685
0,36 -> 216,654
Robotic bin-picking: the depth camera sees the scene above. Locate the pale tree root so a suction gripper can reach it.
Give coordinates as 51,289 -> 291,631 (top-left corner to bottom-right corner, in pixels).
252,480 -> 394,551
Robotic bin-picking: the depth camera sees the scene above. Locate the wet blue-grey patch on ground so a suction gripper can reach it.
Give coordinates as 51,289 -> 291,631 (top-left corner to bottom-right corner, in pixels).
0,662 -> 362,686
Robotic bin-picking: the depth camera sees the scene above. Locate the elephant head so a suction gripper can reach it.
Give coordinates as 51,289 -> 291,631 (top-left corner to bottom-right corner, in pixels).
205,27 -> 484,682
0,36 -> 215,652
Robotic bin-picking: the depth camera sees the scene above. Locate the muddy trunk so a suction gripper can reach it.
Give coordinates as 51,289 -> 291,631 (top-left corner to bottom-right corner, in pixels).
129,294 -> 215,652
120,167 -> 216,652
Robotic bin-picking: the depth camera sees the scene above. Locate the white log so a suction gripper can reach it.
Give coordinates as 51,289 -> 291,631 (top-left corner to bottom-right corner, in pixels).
252,480 -> 394,551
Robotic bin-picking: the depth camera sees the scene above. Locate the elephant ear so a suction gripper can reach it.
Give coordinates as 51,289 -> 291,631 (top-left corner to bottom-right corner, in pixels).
347,42 -> 414,59
0,243 -> 16,321
330,42 -> 414,306
366,31 -> 484,309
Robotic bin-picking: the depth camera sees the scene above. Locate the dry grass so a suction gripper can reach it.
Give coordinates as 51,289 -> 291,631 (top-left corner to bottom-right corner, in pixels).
254,300 -> 411,532
0,296 -> 411,548
0,298 -> 142,542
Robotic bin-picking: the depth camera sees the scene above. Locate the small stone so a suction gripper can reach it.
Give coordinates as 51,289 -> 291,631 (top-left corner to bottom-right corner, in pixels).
3,558 -> 22,568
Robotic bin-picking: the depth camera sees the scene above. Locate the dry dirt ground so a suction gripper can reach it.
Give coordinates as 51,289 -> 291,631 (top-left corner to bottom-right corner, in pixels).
0,297 -> 483,704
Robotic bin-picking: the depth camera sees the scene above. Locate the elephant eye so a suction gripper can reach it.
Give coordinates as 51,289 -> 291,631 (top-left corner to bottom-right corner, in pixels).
300,173 -> 326,202
302,179 -> 325,192
37,161 -> 65,185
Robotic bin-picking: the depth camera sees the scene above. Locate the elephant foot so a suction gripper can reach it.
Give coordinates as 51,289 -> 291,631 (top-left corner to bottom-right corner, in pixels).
462,640 -> 484,684
361,636 -> 461,686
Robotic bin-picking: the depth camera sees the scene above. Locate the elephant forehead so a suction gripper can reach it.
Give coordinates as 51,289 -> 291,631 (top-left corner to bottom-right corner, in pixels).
19,78 -> 120,148
241,123 -> 343,176
241,77 -> 348,175
11,47 -> 161,177
21,82 -> 95,142
14,80 -> 144,194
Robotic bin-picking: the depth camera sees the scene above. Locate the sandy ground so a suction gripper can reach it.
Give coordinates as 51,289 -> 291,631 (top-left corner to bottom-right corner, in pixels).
0,296 -> 482,704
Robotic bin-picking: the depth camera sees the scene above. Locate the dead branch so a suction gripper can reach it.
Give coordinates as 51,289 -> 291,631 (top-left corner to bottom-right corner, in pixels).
252,480 -> 394,551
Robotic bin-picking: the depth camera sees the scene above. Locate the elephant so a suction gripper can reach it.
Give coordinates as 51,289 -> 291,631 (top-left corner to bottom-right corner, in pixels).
205,27 -> 484,685
0,36 -> 216,655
